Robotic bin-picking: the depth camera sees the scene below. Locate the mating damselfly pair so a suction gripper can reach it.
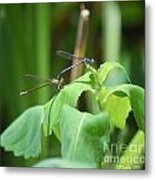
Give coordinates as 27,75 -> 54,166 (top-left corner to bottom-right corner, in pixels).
20,50 -> 95,96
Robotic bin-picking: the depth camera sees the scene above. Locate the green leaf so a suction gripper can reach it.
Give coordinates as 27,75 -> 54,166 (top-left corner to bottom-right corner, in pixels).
33,158 -> 95,168
115,130 -> 144,170
129,86 -> 144,132
98,62 -> 131,85
43,72 -> 93,137
1,106 -> 44,159
100,94 -> 131,129
99,84 -> 144,131
61,105 -> 110,167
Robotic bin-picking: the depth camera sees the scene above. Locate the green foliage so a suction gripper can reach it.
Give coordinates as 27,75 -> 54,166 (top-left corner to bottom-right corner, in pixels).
115,130 -> 144,170
43,72 -> 93,138
1,106 -> 44,158
0,62 -> 145,169
98,62 -> 130,85
98,84 -> 144,131
34,158 -> 95,168
100,94 -> 131,129
61,105 -> 110,167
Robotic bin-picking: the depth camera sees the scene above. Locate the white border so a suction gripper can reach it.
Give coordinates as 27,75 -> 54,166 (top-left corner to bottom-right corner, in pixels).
0,0 -> 155,179
146,0 -> 155,178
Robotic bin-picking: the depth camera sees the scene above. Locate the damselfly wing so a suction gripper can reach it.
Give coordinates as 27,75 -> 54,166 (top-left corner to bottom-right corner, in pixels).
20,74 -> 63,96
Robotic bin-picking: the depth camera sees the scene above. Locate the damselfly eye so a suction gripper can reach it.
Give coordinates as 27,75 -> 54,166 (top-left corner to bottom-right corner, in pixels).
90,58 -> 95,64
84,58 -> 95,64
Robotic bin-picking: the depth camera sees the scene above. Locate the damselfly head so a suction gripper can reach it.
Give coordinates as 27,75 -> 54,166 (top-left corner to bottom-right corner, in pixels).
84,58 -> 95,64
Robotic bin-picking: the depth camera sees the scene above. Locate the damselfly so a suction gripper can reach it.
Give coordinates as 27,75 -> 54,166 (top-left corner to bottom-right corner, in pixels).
56,50 -> 95,80
20,74 -> 64,96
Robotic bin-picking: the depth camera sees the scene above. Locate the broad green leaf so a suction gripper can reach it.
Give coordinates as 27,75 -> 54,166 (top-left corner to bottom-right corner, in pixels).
98,62 -> 130,85
129,87 -> 144,132
98,84 -> 144,131
115,130 -> 144,170
1,106 -> 44,159
43,72 -> 93,138
61,105 -> 110,167
100,94 -> 131,129
33,158 -> 95,168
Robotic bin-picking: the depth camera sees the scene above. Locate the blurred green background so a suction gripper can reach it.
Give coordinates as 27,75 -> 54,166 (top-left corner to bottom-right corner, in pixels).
0,1 -> 144,167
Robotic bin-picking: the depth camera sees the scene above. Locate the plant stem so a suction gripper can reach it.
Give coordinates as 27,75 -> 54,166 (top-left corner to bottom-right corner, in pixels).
70,4 -> 90,80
